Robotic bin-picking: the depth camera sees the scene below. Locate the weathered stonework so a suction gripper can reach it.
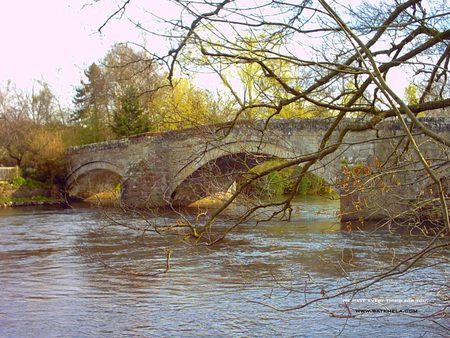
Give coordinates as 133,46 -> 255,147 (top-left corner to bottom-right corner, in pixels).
0,167 -> 20,181
66,118 -> 450,221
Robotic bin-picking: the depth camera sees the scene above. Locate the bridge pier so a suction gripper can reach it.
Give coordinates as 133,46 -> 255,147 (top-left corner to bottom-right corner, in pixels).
120,158 -> 173,208
339,157 -> 450,224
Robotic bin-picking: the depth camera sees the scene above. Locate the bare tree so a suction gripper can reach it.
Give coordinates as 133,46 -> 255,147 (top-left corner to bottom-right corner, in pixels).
0,81 -> 67,182
0,82 -> 34,167
92,0 -> 449,322
98,0 -> 449,229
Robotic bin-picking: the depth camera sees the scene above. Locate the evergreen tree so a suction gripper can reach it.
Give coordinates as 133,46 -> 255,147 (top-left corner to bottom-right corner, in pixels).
72,63 -> 111,143
111,86 -> 150,137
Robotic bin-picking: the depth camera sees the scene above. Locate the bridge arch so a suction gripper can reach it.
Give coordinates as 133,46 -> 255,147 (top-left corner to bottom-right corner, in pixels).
170,141 -> 302,206
66,161 -> 125,199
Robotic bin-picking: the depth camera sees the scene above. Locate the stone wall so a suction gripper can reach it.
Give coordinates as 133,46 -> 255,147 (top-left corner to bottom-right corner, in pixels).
0,167 -> 19,181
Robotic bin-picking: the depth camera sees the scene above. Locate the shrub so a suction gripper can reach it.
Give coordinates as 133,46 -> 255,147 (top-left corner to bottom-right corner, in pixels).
10,176 -> 46,189
248,159 -> 335,197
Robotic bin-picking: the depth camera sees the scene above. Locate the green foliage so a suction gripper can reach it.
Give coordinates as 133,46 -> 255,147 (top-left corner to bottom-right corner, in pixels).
248,159 -> 335,197
404,83 -> 425,117
0,195 -> 56,204
250,160 -> 295,196
296,173 -> 334,195
339,158 -> 348,167
72,63 -> 112,143
236,37 -> 307,119
71,45 -> 224,140
10,176 -> 26,188
111,86 -> 150,137
10,176 -> 46,189
149,78 -> 225,130
264,171 -> 291,196
404,83 -> 419,105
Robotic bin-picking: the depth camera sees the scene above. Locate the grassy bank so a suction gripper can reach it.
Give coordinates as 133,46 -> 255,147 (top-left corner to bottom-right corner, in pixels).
0,196 -> 63,207
0,176 -> 63,207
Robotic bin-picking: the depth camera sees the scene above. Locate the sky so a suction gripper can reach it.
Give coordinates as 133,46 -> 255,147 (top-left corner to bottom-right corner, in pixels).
0,0 -> 409,108
0,0 -> 145,105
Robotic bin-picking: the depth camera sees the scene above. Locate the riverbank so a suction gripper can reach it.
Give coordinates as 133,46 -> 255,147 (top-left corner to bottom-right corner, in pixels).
0,197 -> 66,208
0,180 -> 65,208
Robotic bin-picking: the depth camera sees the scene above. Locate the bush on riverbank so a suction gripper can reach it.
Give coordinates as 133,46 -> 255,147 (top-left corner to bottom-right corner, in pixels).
10,176 -> 48,189
0,175 -> 63,207
0,195 -> 59,205
246,159 -> 336,198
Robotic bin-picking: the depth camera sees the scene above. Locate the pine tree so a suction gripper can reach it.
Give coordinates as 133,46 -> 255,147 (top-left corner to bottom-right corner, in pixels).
72,63 -> 111,143
111,86 -> 150,137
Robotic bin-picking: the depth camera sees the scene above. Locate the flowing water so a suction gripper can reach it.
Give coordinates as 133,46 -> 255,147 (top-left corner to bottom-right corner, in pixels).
0,197 -> 448,337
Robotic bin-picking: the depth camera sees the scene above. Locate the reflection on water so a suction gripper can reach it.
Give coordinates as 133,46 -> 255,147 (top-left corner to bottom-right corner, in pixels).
0,199 -> 448,337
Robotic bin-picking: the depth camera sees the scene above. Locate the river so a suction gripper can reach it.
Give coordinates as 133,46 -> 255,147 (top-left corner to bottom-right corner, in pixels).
0,196 -> 448,337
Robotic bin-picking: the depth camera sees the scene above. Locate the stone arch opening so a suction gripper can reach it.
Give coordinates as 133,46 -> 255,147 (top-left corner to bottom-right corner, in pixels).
242,159 -> 339,199
170,142 -> 300,207
169,141 -> 344,209
171,152 -> 275,206
66,161 -> 124,200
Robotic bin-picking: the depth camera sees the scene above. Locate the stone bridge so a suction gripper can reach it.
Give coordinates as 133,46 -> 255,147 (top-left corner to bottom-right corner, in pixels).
66,118 -> 450,222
